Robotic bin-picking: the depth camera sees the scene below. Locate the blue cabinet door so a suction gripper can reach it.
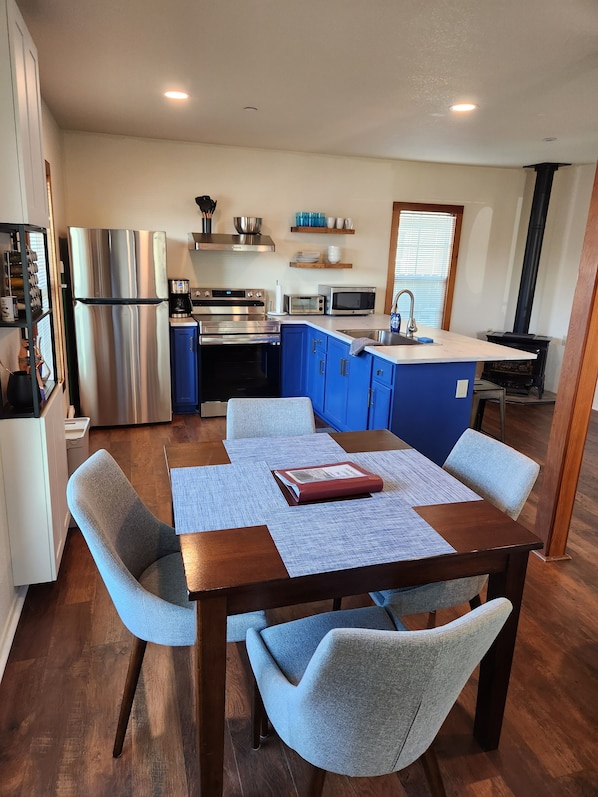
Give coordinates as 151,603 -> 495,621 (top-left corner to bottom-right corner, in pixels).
305,331 -> 327,414
281,325 -> 307,396
170,326 -> 198,413
368,381 -> 393,429
325,337 -> 372,431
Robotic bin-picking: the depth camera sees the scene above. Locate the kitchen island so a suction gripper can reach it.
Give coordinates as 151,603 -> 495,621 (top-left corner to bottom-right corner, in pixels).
279,315 -> 534,464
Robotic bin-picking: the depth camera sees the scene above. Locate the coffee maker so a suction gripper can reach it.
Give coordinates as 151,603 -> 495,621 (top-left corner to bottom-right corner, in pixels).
168,278 -> 192,317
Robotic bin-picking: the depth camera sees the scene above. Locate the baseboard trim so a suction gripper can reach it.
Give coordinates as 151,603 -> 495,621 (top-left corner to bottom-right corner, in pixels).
0,585 -> 28,682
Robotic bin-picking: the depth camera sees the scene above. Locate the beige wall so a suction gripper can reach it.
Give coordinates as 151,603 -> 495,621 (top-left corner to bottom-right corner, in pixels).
61,132 -> 528,334
59,130 -> 595,397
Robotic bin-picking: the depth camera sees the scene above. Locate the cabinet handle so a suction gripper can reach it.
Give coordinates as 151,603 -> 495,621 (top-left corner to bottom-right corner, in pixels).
368,388 -> 374,408
339,358 -> 345,377
189,337 -> 194,352
319,359 -> 325,376
376,368 -> 384,377
312,338 -> 321,353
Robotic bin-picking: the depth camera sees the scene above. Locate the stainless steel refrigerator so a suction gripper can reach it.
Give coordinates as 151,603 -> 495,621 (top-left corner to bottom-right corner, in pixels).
68,227 -> 172,426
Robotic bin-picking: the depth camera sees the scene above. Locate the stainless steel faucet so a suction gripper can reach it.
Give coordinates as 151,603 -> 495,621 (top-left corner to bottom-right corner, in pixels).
391,289 -> 418,336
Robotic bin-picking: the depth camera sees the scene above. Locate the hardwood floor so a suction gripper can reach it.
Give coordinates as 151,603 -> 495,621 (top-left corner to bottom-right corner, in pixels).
1,405 -> 597,796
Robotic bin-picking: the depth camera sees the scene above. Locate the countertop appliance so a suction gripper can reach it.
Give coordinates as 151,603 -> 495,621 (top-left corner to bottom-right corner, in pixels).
284,294 -> 324,315
68,227 -> 172,426
191,287 -> 280,417
169,278 -> 192,317
318,284 -> 376,315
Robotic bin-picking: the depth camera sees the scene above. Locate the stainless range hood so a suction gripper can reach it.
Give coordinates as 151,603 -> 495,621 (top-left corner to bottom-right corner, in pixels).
189,232 -> 275,252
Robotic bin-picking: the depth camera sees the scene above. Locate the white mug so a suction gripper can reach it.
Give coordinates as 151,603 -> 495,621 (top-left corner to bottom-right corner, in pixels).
326,217 -> 336,228
344,218 -> 353,230
1,296 -> 16,322
336,217 -> 344,229
327,245 -> 341,264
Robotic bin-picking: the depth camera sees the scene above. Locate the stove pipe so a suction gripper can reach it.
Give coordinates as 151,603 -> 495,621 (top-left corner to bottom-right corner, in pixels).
512,162 -> 569,334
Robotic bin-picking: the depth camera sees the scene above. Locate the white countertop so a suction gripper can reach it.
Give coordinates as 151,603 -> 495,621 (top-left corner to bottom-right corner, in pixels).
278,314 -> 537,365
169,313 -> 535,365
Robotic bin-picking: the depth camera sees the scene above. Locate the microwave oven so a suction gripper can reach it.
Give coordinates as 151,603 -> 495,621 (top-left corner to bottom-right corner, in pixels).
283,294 -> 325,315
318,284 -> 376,315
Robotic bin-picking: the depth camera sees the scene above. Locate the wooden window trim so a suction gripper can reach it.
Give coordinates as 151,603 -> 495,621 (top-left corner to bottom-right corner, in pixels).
385,202 -> 464,330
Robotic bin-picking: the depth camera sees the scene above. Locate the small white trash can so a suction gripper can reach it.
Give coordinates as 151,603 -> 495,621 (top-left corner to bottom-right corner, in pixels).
65,417 -> 90,527
65,417 -> 91,476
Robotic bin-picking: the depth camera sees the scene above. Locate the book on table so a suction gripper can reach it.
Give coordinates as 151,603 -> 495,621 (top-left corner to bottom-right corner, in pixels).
273,461 -> 383,503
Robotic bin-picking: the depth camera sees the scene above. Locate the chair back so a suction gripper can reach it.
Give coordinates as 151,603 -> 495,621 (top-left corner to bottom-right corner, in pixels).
226,396 -> 316,439
66,449 -> 193,645
443,428 -> 539,519
255,598 -> 511,777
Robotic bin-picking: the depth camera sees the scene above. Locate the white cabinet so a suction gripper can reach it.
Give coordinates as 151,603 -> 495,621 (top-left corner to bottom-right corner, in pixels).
0,0 -> 48,227
0,386 -> 69,585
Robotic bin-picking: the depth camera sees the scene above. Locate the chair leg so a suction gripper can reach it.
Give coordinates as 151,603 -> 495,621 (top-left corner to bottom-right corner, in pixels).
426,610 -> 437,629
419,746 -> 447,797
113,636 -> 147,757
252,677 -> 269,749
469,593 -> 482,611
308,766 -> 327,797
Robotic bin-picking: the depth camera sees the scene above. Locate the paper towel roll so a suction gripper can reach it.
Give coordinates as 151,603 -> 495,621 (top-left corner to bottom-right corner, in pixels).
275,283 -> 283,314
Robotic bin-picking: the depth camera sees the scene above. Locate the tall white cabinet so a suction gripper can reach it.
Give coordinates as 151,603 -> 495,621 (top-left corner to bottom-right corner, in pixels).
0,0 -> 68,587
0,0 -> 48,227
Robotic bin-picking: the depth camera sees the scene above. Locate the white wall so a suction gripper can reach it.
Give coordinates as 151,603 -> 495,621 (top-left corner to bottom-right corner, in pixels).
61,131 -> 530,335
61,132 -> 598,401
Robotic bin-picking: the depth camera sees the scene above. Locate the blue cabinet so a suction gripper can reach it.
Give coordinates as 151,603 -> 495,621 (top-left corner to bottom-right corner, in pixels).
170,325 -> 198,413
281,324 -> 307,396
389,361 -> 476,465
325,337 -> 372,431
305,331 -> 327,415
368,355 -> 395,430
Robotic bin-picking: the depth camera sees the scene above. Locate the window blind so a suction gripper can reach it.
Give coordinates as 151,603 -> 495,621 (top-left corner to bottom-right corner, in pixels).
392,211 -> 456,328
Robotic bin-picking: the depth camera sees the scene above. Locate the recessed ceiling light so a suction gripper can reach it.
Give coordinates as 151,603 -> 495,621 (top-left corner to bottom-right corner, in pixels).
449,103 -> 477,112
164,91 -> 189,100
243,106 -> 258,112
543,137 -> 557,142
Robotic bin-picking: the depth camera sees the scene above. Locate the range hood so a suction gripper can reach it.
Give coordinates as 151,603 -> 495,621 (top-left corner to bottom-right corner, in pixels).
189,232 -> 275,252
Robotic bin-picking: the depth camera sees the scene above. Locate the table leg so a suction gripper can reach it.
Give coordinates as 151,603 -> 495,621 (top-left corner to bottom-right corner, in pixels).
195,596 -> 228,797
474,551 -> 529,749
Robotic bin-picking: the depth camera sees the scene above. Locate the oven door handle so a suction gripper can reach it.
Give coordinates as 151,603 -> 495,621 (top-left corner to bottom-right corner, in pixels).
198,335 -> 281,345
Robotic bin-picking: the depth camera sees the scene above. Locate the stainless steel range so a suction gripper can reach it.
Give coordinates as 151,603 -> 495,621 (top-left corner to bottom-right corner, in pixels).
191,288 -> 281,417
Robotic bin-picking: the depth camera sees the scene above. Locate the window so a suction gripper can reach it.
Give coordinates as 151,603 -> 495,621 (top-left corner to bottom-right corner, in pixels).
385,202 -> 463,329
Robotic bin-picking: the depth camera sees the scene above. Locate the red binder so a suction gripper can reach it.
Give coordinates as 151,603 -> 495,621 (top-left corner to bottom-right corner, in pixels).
273,461 -> 383,504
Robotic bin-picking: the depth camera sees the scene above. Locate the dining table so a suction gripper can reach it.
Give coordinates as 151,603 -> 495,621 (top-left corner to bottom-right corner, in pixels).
165,429 -> 543,797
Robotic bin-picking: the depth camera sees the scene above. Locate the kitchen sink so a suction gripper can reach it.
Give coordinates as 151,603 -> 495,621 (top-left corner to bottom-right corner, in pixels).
339,328 -> 423,346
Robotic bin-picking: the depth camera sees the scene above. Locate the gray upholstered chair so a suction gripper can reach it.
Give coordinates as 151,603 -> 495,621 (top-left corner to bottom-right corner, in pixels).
371,428 -> 539,625
226,396 -> 316,439
66,448 -> 270,757
247,599 -> 512,797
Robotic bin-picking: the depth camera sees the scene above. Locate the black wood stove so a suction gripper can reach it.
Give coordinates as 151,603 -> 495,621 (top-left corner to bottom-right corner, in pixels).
482,162 -> 568,398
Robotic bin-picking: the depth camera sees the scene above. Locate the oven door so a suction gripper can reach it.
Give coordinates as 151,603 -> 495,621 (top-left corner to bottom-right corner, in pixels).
198,333 -> 281,417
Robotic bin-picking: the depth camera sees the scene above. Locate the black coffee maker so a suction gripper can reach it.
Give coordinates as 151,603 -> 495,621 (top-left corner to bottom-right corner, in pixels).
168,279 -> 192,317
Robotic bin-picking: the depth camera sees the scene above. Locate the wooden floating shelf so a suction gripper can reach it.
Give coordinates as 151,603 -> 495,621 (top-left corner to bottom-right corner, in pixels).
290,262 -> 352,269
290,227 -> 355,235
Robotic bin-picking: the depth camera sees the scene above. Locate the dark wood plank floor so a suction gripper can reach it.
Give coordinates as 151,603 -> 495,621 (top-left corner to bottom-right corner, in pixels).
1,404 -> 597,796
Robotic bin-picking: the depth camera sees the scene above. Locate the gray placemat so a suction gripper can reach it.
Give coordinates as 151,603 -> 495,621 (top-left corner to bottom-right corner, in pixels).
224,432 -> 347,470
351,449 -> 481,506
171,461 -> 288,533
264,492 -> 456,577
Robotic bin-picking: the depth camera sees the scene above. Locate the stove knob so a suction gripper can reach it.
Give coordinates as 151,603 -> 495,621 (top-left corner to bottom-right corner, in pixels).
204,290 -> 210,297
247,291 -> 253,298
255,291 -> 262,298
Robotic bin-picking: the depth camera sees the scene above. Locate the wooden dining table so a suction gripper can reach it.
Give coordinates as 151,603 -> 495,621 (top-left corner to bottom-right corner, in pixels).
165,429 -> 543,797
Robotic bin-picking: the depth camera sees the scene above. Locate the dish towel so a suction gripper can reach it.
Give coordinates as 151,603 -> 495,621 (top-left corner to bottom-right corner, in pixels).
349,337 -> 383,356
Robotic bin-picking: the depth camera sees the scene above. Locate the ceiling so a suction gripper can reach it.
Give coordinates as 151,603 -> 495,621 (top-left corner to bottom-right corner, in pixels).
16,0 -> 598,168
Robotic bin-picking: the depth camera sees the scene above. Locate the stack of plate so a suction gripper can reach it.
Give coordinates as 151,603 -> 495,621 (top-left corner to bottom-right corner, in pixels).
295,251 -> 320,263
